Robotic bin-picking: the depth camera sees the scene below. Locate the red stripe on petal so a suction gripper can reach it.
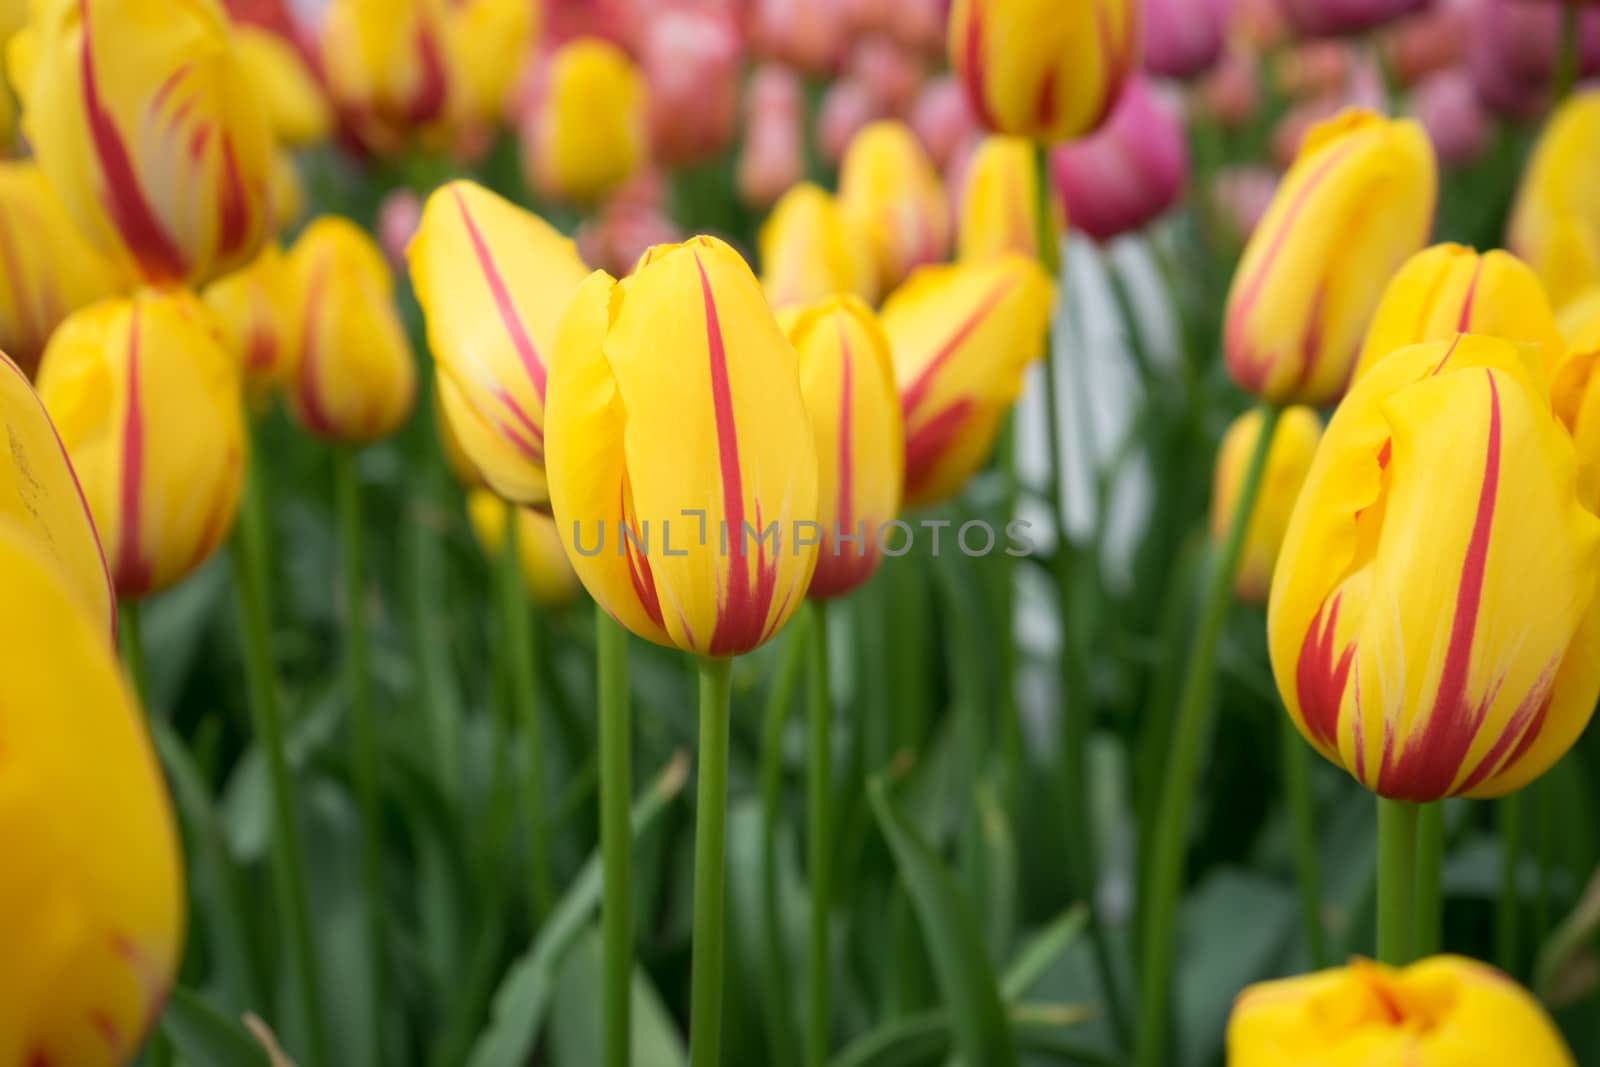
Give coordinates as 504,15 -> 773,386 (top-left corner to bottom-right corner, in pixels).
450,187 -> 548,404
1295,592 -> 1355,751
900,275 -> 1015,418
1457,661 -> 1557,793
116,307 -> 153,596
961,8 -> 998,131
294,259 -> 337,436
1457,258 -> 1483,333
215,136 -> 253,261
903,396 -> 974,500
405,21 -> 448,123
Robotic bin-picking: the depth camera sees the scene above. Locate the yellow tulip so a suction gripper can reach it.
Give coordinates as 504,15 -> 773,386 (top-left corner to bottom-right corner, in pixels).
1225,110 -> 1437,407
948,0 -> 1139,143
838,120 -> 952,294
546,236 -> 819,655
322,0 -> 452,152
1227,956 -> 1575,1066
466,489 -> 580,609
285,216 -> 416,444
957,135 -> 1061,263
0,519 -> 183,1067
1551,295 -> 1600,511
759,182 -> 877,311
0,0 -> 23,150
447,0 -> 536,126
1353,244 -> 1566,382
785,296 -> 904,599
408,180 -> 591,503
233,25 -> 331,147
881,254 -> 1053,509
0,160 -> 129,375
1507,91 -> 1600,314
526,37 -> 646,204
0,350 -> 114,635
35,288 -> 246,599
202,242 -> 297,395
8,0 -> 274,286
1559,285 -> 1600,349
1268,335 -> 1600,800
1212,406 -> 1322,604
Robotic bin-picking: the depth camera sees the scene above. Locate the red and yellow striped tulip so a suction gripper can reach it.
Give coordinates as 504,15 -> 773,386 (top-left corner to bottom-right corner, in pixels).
1353,244 -> 1567,382
466,489 -> 580,610
1268,334 -> 1600,801
1507,91 -> 1600,314
35,288 -> 246,599
0,519 -> 183,1067
0,350 -> 114,636
321,0 -> 451,151
1552,293 -> 1600,511
881,254 -> 1053,509
948,0 -> 1138,144
956,134 -> 1060,263
0,160 -> 129,375
409,181 -> 591,504
759,182 -> 878,311
838,120 -> 951,294
447,0 -> 537,127
524,37 -> 646,204
546,236 -> 819,656
284,216 -> 416,444
1225,110 -> 1437,407
233,24 -> 331,147
202,242 -> 297,396
1228,956 -> 1575,1066
785,296 -> 904,599
1212,406 -> 1322,604
8,0 -> 274,286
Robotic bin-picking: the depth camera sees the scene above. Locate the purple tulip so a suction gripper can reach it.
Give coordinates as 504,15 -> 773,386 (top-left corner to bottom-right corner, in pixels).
1144,0 -> 1231,80
1281,0 -> 1432,37
1468,0 -> 1600,119
1412,68 -> 1492,165
1050,78 -> 1189,242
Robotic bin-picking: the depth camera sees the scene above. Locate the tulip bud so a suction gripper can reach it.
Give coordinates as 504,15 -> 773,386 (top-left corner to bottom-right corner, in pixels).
817,78 -> 889,167
446,0 -> 538,128
948,0 -> 1139,143
9,0 -> 275,286
409,181 -> 590,503
1282,0 -> 1430,37
1469,0 -> 1600,120
285,216 -> 416,444
466,490 -> 581,609
35,289 -> 246,599
1412,69 -> 1492,168
203,242 -> 298,396
1050,79 -> 1189,244
1552,293 -> 1600,509
955,135 -> 1060,263
234,23 -> 331,146
1195,48 -> 1262,130
1507,91 -> 1600,315
1353,244 -> 1566,383
641,6 -> 740,166
749,0 -> 844,73
1229,956 -> 1576,1066
545,236 -> 820,656
1144,0 -> 1229,81
1268,335 -> 1600,800
881,254 -> 1053,508
1381,4 -> 1469,89
1211,406 -> 1322,603
0,161 -> 129,375
377,188 -> 423,270
760,182 -> 878,311
524,37 -> 647,204
0,521 -> 182,1067
321,0 -> 452,151
576,201 -> 684,280
838,120 -> 951,294
0,351 -> 114,635
909,76 -> 979,170
849,35 -> 925,116
1225,110 -> 1437,407
737,66 -> 807,208
785,296 -> 904,599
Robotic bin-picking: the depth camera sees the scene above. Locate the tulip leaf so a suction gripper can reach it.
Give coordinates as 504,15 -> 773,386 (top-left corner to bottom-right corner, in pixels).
828,1002 -> 1107,1067
159,987 -> 272,1067
550,927 -> 688,1066
1002,904 -> 1090,1000
869,776 -> 1019,1067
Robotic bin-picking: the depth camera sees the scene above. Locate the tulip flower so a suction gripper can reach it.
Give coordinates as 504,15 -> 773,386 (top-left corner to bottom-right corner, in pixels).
1268,334 -> 1600,801
1225,110 -> 1437,407
0,520 -> 183,1067
285,216 -> 416,444
1552,292 -> 1600,509
1507,91 -> 1600,315
202,242 -> 298,395
409,181 -> 590,503
376,188 -> 423,270
881,254 -> 1053,508
785,296 -> 904,599
1050,79 -> 1188,244
321,0 -> 451,149
0,161 -> 129,376
1228,956 -> 1576,1066
838,121 -> 951,294
749,0 -> 845,73
1353,244 -> 1566,383
467,489 -> 581,609
760,182 -> 877,310
1196,49 -> 1262,130
0,351 -> 114,635
234,23 -> 331,146
524,37 -> 646,204
948,0 -> 1139,143
817,78 -> 889,167
35,289 -> 246,599
1281,0 -> 1429,37
576,200 -> 684,280
1412,69 -> 1492,168
8,0 -> 274,287
849,36 -> 926,116
957,135 -> 1060,262
737,65 -> 806,208
1212,407 -> 1322,604
641,5 -> 740,166
1144,0 -> 1229,81
545,235 -> 819,656
1468,0 -> 1600,120
909,76 -> 979,170
1382,3 -> 1470,89
446,0 -> 538,128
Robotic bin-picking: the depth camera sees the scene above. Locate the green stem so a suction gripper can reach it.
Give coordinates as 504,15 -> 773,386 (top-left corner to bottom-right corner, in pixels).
760,627 -> 806,1067
1534,780 -> 1553,947
597,607 -> 633,1067
690,655 -> 734,1067
806,601 -> 833,1067
1498,792 -> 1523,973
1377,799 -> 1421,966
497,500 -> 554,923
120,599 -> 151,706
1135,402 -> 1281,1067
1281,715 -> 1326,968
232,463 -> 329,1067
1414,804 -> 1445,958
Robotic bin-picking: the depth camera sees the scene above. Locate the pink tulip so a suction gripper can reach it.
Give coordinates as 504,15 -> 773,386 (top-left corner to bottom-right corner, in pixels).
377,189 -> 422,270
849,36 -> 926,116
1411,68 -> 1492,166
749,0 -> 845,73
1281,0 -> 1431,38
1469,0 -> 1600,119
737,66 -> 806,208
1195,48 -> 1262,129
1379,4 -> 1469,88
911,76 -> 980,169
1211,165 -> 1280,243
642,6 -> 742,165
1145,0 -> 1231,80
1051,79 -> 1189,242
818,78 -> 889,165
1232,0 -> 1291,48
576,202 -> 684,278
544,0 -> 641,51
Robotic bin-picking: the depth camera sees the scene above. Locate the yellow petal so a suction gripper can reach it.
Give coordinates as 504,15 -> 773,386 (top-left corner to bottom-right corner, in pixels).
759,182 -> 878,310
233,25 -> 330,147
1211,405 -> 1322,604
1508,90 -> 1600,314
528,37 -> 645,204
838,121 -> 951,294
957,134 -> 1060,263
202,241 -> 298,395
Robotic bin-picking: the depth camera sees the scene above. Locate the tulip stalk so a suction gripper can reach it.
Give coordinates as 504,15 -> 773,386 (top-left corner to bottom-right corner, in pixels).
597,606 -> 633,1067
806,599 -> 833,1067
690,655 -> 735,1067
119,600 -> 151,706
1414,804 -> 1445,957
1377,798 -> 1421,966
760,627 -> 807,1067
1136,401 -> 1282,1067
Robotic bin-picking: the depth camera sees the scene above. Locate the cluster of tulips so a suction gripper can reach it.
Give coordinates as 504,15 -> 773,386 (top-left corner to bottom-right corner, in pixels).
6,0 -> 1600,1065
